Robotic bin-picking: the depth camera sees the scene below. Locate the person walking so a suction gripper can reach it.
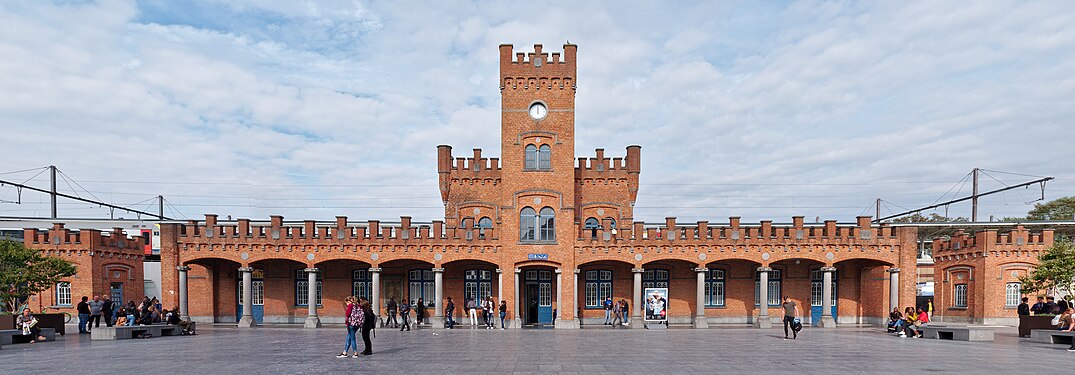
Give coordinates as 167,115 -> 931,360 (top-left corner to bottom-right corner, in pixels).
385,298 -> 398,328
621,299 -> 630,326
445,297 -> 455,329
611,300 -> 623,327
467,296 -> 478,326
359,300 -> 375,355
338,297 -> 360,358
88,295 -> 104,330
603,296 -> 614,325
76,296 -> 90,334
499,300 -> 507,330
781,296 -> 801,340
399,299 -> 411,331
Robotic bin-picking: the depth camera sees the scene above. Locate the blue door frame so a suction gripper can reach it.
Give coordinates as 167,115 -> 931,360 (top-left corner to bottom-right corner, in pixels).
237,276 -> 264,323
810,270 -> 837,325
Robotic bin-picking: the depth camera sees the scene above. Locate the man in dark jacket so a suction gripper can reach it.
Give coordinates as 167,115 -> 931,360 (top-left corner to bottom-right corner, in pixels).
76,296 -> 90,334
1031,296 -> 1046,315
1044,297 -> 1060,315
102,298 -> 114,327
1017,297 -> 1031,316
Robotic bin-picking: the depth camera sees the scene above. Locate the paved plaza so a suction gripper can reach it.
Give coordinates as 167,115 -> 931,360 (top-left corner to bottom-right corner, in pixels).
0,324 -> 1070,373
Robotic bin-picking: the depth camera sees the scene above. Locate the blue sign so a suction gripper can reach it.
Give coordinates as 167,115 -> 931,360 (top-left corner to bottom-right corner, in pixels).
527,253 -> 549,260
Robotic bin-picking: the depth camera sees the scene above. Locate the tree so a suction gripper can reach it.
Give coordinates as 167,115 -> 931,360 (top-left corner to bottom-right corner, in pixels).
1019,239 -> 1075,300
0,239 -> 77,312
1026,196 -> 1075,221
890,213 -> 968,223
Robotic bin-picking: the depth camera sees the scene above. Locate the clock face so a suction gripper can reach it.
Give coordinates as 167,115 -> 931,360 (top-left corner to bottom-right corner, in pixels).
528,102 -> 547,120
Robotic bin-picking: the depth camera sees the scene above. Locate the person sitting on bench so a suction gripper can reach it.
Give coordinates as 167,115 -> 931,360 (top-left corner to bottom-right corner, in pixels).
167,306 -> 196,335
16,308 -> 46,343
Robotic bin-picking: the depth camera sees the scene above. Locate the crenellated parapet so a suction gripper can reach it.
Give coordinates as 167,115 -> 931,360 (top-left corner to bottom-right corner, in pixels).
574,215 -> 914,266
437,145 -> 502,203
932,225 -> 1054,261
500,44 -> 576,91
23,223 -> 144,259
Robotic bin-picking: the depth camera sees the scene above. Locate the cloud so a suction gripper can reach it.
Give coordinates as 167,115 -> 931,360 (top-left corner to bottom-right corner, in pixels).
1,0 -> 1073,223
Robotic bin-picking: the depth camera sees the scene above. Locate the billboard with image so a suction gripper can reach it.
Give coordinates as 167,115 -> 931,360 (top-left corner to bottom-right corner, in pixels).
644,287 -> 668,322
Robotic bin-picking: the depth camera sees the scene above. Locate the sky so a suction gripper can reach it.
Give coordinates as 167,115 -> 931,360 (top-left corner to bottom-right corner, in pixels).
1,0 -> 1074,224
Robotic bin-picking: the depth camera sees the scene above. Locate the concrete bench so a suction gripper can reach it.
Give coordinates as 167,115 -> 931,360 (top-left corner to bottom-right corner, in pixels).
0,328 -> 57,345
1029,329 -> 1075,345
91,325 -> 180,340
920,325 -> 994,341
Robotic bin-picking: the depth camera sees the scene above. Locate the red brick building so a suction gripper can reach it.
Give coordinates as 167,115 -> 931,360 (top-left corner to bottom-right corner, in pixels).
158,44 -> 920,328
22,223 -> 145,311
931,226 -> 1054,325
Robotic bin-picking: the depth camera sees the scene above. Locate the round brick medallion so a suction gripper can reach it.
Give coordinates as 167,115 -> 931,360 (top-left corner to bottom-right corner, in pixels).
371,253 -> 379,261
761,252 -> 770,261
240,252 -> 249,260
826,252 -> 835,260
634,254 -> 643,261
698,253 -> 707,261
534,197 -> 542,204
306,253 -> 315,261
473,207 -> 481,215
434,253 -> 443,261
597,208 -> 604,215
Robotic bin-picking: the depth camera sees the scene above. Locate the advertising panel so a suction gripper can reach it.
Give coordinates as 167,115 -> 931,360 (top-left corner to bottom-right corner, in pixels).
644,287 -> 668,322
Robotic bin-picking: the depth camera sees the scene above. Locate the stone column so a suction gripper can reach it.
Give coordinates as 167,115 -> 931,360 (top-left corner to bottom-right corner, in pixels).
304,268 -> 321,328
177,266 -> 190,321
631,268 -> 644,329
819,266 -> 837,328
432,267 -> 445,328
573,269 -> 580,326
693,267 -> 708,328
512,268 -> 522,328
238,267 -> 255,328
755,267 -> 772,328
370,268 -> 382,325
496,269 -> 503,301
888,268 -> 900,313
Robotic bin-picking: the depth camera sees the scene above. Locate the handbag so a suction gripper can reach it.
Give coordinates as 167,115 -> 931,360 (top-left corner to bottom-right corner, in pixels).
1051,315 -> 1062,326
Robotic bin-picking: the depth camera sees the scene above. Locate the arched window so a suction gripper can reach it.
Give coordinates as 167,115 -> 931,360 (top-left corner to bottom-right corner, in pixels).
538,144 -> 551,170
539,207 -> 555,241
477,217 -> 492,239
584,217 -> 600,239
520,207 -> 537,241
524,144 -> 538,170
607,218 -> 616,229
55,282 -> 72,306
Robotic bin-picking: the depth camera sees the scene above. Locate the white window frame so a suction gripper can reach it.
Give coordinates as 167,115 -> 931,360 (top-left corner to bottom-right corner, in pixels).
296,269 -> 322,307
1005,282 -> 1021,307
954,284 -> 968,308
705,269 -> 724,307
55,282 -> 72,306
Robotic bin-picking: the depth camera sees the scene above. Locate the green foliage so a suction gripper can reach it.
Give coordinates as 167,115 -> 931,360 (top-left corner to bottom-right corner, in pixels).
1019,239 -> 1075,298
0,240 -> 77,312
891,213 -> 968,223
1026,196 -> 1075,221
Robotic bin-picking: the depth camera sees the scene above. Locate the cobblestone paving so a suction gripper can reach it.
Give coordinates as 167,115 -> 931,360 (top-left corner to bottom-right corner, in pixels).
1,324 -> 1070,374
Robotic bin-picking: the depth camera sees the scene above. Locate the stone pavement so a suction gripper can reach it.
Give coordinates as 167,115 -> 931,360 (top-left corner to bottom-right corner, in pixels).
0,324 -> 1070,373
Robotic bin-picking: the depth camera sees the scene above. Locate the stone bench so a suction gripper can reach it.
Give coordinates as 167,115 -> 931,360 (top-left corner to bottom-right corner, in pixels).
91,325 -> 180,340
1029,329 -> 1075,345
920,325 -> 994,341
0,328 -> 57,346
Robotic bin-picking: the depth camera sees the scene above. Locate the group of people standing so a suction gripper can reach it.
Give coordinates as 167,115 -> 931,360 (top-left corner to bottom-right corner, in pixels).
338,296 -> 376,358
603,296 -> 631,327
456,295 -> 506,329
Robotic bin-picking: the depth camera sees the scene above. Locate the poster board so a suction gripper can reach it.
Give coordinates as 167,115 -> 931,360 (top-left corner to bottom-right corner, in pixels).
644,288 -> 668,322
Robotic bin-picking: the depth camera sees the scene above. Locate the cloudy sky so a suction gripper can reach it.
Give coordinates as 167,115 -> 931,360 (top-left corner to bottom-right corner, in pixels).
1,0 -> 1073,224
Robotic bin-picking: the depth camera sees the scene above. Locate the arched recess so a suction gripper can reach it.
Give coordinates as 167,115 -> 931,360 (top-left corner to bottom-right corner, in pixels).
314,258 -> 374,311
703,258 -> 762,324
378,258 -> 435,311
768,258 -> 827,324
247,258 -> 308,324
442,258 -> 501,310
834,258 -> 897,324
183,257 -> 242,323
641,258 -> 698,323
577,259 -> 634,325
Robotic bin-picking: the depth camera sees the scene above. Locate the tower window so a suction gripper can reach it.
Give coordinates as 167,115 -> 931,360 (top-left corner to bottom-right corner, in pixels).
524,144 -> 551,170
584,217 -> 599,239
520,207 -> 537,241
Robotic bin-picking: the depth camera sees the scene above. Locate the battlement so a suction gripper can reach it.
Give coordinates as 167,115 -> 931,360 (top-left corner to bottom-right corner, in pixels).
500,44 -> 577,90
574,146 -> 640,176
438,146 -> 502,172
932,226 -> 1054,254
576,215 -> 903,243
177,214 -> 501,243
23,223 -> 143,253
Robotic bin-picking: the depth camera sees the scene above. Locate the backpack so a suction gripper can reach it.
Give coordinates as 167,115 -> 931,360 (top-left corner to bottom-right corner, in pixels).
351,305 -> 365,328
